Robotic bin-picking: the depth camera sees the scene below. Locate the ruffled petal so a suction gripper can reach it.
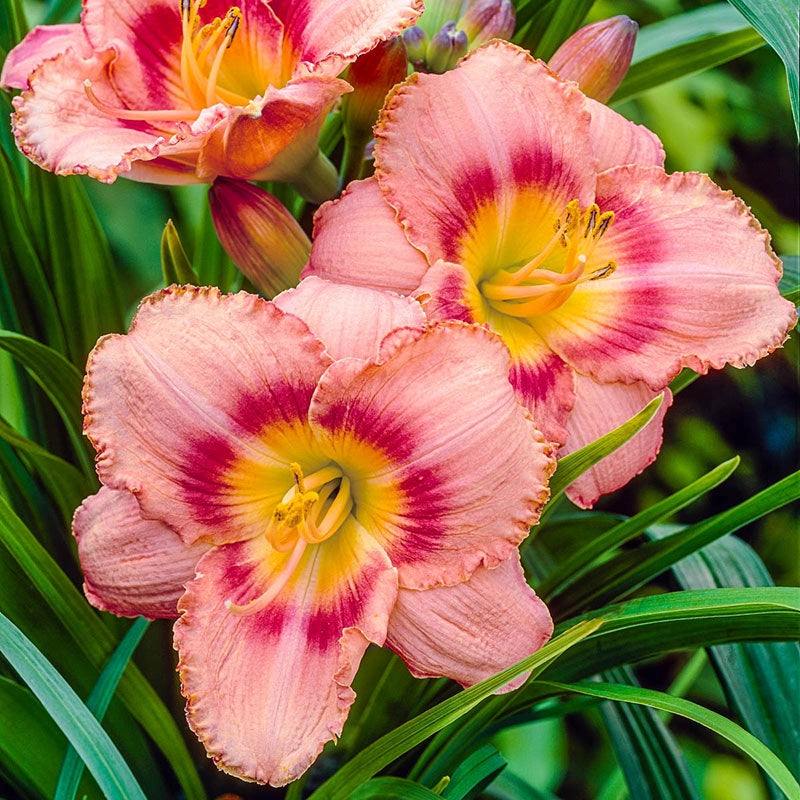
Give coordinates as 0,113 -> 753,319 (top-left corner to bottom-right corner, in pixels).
274,276 -> 426,361
73,486 -> 209,619
174,516 -> 397,785
374,42 -> 595,274
386,554 -> 552,692
196,76 -> 349,182
271,0 -> 422,75
417,261 -> 576,445
563,377 -> 672,508
0,24 -> 89,90
586,97 -> 665,171
83,287 -> 331,546
533,168 -> 798,388
305,177 -> 430,293
309,323 -> 555,590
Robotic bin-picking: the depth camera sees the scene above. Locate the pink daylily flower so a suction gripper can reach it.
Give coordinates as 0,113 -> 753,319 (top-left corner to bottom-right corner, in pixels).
305,41 -> 798,507
1,0 -> 422,197
73,277 -> 555,785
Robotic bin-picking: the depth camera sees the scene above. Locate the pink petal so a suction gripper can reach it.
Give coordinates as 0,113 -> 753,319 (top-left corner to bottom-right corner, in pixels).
174,516 -> 397,785
305,177 -> 430,293
274,276 -> 426,361
534,168 -> 798,388
386,554 -> 552,692
417,261 -> 576,446
563,377 -> 672,508
73,486 -> 209,619
309,323 -> 555,590
83,287 -> 331,546
196,75 -> 349,182
587,97 -> 665,171
271,0 -> 422,75
0,24 -> 89,90
374,42 -> 595,269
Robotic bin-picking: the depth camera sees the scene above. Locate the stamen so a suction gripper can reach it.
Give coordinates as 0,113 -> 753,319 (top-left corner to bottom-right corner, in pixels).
83,81 -> 200,122
205,8 -> 241,107
593,211 -> 614,239
226,536 -> 308,616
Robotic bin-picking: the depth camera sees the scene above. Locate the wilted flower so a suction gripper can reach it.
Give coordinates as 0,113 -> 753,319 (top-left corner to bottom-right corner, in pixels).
1,0 -> 422,201
209,179 -> 310,297
305,41 -> 797,507
548,15 -> 638,103
74,278 -> 555,785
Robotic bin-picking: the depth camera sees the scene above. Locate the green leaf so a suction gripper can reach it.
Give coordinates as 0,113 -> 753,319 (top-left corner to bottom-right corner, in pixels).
540,588 -> 800,684
0,330 -> 93,477
513,0 -> 593,59
55,617 -> 150,800
0,495 -> 206,800
0,414 -> 92,524
545,393 -> 664,503
307,620 -> 601,800
0,611 -> 147,800
614,4 -> 764,103
0,0 -> 26,53
661,533 -> 800,797
599,666 -> 701,800
538,681 -> 800,800
779,255 -> 800,304
537,457 -> 739,602
724,0 -> 800,136
552,469 -> 799,618
441,744 -> 507,800
43,0 -> 82,24
350,778 -> 442,799
161,220 -> 200,286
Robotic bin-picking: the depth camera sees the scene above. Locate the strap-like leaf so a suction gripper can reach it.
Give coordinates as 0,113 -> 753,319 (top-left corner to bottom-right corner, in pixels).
0,612 -> 147,800
161,220 -> 200,286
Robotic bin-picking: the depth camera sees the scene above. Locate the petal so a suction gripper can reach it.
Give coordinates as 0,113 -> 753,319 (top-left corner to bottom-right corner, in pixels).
374,41 -> 595,272
271,0 -> 422,74
417,261 -> 576,445
274,276 -> 426,361
586,97 -> 665,171
73,486 -> 210,619
305,177 -> 430,293
83,286 -> 332,546
563,377 -> 672,508
174,516 -> 397,785
309,323 -> 555,589
196,76 -> 349,182
0,24 -> 89,90
533,168 -> 798,388
386,554 -> 552,692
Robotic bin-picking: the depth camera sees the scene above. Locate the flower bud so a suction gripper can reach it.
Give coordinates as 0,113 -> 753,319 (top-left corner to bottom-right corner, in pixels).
209,179 -> 311,298
402,25 -> 429,66
457,0 -> 515,49
426,21 -> 469,74
342,38 -> 408,140
547,15 -> 638,103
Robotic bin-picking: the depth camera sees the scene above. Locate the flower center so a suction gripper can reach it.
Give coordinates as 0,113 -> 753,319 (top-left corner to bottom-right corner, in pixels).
225,462 -> 353,616
479,199 -> 616,318
83,0 -> 249,123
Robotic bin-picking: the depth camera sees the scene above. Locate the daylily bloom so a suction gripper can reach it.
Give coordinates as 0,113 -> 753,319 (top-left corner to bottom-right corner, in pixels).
209,178 -> 310,297
74,277 -> 555,785
548,15 -> 638,103
305,41 -> 797,507
1,0 -> 422,200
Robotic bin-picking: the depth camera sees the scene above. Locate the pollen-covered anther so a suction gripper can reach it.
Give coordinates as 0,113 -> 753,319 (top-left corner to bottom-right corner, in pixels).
480,199 -> 617,318
226,462 -> 352,616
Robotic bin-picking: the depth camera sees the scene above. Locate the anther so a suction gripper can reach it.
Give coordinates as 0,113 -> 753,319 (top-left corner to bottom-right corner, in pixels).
589,261 -> 616,280
593,211 -> 614,239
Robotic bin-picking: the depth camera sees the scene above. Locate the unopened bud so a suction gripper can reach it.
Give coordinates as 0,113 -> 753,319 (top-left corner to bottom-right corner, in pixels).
426,22 -> 469,74
457,0 -> 515,49
342,38 -> 408,139
548,15 -> 638,103
209,179 -> 311,298
402,25 -> 429,65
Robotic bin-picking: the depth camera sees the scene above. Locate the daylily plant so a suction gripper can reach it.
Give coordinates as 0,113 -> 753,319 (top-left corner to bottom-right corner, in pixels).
0,0 -> 421,201
305,41 -> 798,507
73,277 -> 555,785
